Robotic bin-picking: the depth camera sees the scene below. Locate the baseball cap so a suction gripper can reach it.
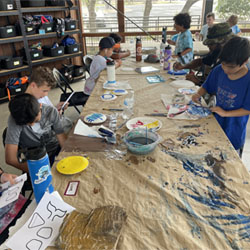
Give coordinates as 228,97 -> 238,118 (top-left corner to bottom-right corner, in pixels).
99,37 -> 115,50
203,22 -> 234,46
144,54 -> 160,63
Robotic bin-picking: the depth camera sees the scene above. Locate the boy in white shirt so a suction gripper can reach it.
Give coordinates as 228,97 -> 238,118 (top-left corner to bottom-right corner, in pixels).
84,36 -> 122,96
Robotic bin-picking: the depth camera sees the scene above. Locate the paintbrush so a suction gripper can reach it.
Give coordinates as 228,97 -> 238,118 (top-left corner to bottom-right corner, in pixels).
103,108 -> 124,111
144,113 -> 168,117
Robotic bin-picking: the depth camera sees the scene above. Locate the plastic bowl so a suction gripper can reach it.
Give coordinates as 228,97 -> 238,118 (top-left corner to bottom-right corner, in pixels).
123,128 -> 162,155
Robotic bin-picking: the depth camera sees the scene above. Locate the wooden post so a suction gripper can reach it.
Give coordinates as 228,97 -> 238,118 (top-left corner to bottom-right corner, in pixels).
202,0 -> 214,25
117,0 -> 125,42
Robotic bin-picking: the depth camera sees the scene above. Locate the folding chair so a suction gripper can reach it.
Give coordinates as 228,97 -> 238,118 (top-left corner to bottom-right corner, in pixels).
83,55 -> 93,74
53,68 -> 88,114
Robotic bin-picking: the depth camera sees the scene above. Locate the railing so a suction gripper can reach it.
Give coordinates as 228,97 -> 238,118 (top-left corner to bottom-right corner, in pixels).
82,15 -> 250,54
83,15 -> 202,33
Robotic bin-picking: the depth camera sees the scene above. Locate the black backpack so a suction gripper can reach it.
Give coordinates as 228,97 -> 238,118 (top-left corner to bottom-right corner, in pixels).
53,18 -> 65,38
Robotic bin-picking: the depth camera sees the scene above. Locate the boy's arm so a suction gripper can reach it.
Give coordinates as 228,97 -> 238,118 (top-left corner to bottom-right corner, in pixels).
5,144 -> 28,172
56,133 -> 67,148
192,87 -> 207,103
179,48 -> 192,56
167,39 -> 176,46
211,107 -> 250,117
115,59 -> 122,68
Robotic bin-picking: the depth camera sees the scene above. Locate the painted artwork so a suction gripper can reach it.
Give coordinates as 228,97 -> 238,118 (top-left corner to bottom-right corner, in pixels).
6,192 -> 75,250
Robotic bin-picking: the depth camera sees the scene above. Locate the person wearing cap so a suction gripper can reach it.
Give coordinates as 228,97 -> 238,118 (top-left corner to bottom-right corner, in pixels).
109,33 -> 131,60
84,36 -> 122,96
174,22 -> 234,85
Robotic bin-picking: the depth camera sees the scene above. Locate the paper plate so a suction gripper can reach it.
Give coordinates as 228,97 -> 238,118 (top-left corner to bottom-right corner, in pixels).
170,80 -> 195,88
112,89 -> 128,96
178,88 -> 196,95
84,113 -> 107,124
101,93 -> 117,101
57,156 -> 89,175
126,117 -> 162,131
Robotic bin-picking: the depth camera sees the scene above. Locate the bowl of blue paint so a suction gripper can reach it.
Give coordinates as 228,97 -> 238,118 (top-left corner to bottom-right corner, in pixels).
123,128 -> 162,155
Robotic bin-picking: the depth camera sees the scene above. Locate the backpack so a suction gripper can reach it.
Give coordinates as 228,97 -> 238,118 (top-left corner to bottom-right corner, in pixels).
61,35 -> 76,46
53,18 -> 65,38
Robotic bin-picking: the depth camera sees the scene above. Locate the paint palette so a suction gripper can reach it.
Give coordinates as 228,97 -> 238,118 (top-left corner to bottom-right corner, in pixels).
126,117 -> 162,131
178,88 -> 197,95
83,113 -> 107,124
101,93 -> 117,101
112,89 -> 128,96
57,156 -> 89,175
170,79 -> 195,88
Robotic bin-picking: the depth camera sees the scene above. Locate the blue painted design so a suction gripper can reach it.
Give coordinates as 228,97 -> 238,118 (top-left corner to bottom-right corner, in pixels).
86,113 -> 104,123
187,101 -> 211,117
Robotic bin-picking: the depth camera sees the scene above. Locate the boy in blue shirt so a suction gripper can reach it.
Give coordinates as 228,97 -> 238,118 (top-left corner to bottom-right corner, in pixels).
192,37 -> 250,156
167,13 -> 193,64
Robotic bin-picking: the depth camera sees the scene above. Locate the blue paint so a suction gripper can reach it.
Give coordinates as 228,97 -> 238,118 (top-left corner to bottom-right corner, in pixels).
187,101 -> 212,117
148,175 -> 153,180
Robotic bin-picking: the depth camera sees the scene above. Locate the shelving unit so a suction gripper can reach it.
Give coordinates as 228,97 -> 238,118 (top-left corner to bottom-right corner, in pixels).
0,0 -> 84,80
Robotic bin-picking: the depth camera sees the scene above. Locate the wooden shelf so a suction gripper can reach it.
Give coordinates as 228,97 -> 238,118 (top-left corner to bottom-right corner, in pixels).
0,65 -> 30,77
21,6 -> 78,13
0,36 -> 24,45
27,29 -> 80,41
31,51 -> 83,66
0,10 -> 19,16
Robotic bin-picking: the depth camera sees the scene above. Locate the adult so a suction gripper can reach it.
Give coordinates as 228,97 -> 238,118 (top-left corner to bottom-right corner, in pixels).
199,12 -> 215,41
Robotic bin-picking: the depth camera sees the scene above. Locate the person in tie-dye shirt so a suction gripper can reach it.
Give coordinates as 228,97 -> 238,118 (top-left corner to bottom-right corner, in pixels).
167,13 -> 193,65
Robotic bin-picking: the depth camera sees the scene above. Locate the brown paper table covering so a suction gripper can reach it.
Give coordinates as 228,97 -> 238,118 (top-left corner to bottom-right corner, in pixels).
51,60 -> 250,250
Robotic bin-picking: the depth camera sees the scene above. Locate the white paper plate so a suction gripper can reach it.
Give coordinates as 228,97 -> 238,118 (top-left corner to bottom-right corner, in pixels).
84,113 -> 107,124
126,117 -> 162,131
101,93 -> 117,101
112,89 -> 128,96
170,79 -> 195,88
178,88 -> 196,95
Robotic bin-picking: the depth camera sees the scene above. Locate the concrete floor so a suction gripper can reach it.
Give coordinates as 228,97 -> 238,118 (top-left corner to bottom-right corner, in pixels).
0,79 -> 250,175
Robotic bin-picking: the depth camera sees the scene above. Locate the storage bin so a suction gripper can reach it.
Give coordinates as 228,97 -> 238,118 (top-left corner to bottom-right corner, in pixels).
24,24 -> 37,35
73,65 -> 85,77
0,26 -> 16,38
23,48 -> 43,61
65,43 -> 79,54
0,85 -> 7,98
65,20 -> 77,31
0,0 -> 14,11
43,45 -> 64,57
1,57 -> 23,69
9,83 -> 27,96
39,22 -> 53,33
21,0 -> 45,7
46,0 -> 65,6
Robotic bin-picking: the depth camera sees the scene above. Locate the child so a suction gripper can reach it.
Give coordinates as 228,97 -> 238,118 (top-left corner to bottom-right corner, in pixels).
109,33 -> 131,59
5,93 -> 67,172
84,36 -> 122,96
25,66 -> 72,132
167,13 -> 193,64
192,37 -> 250,155
227,15 -> 242,36
199,12 -> 215,41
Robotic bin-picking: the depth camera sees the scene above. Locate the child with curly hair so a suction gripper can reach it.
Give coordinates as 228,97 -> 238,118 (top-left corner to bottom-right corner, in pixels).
167,13 -> 193,64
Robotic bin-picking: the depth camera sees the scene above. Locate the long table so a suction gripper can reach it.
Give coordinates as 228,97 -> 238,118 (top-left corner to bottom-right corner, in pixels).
51,59 -> 250,249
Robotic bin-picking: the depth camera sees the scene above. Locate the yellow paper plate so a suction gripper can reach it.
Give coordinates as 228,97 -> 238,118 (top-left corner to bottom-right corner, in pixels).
56,156 -> 89,175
